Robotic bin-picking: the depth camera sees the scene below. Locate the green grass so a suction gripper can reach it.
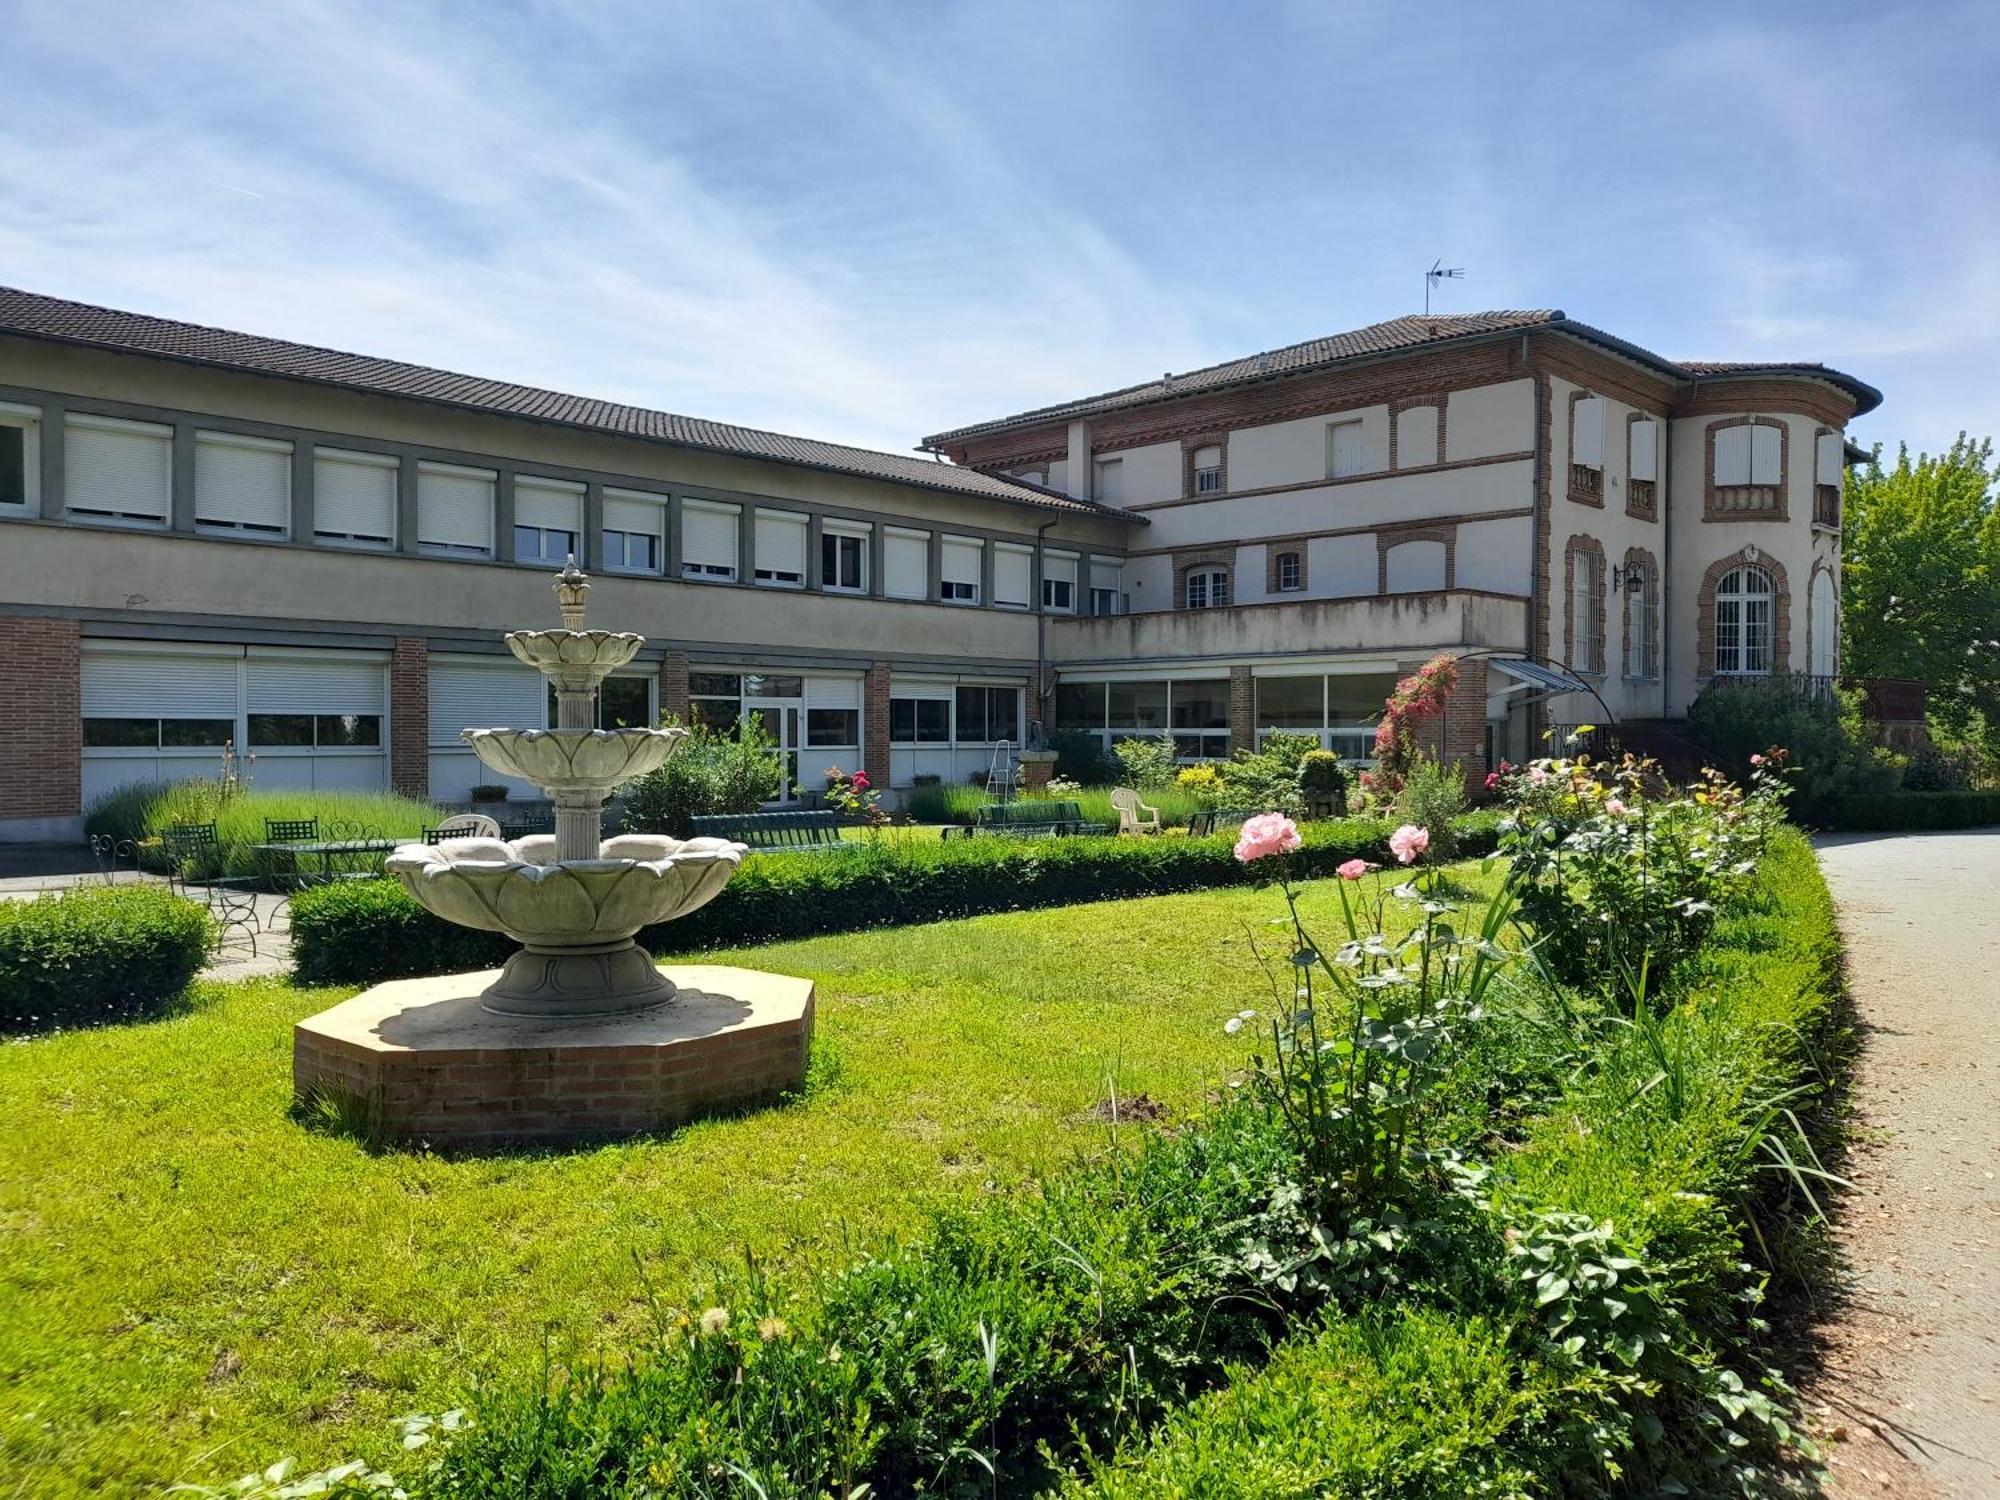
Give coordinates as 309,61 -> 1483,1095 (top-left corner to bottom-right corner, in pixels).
0,867 -> 1491,1495
85,781 -> 445,860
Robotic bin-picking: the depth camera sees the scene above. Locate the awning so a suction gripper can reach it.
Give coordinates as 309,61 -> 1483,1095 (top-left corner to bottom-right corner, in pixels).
1488,658 -> 1594,697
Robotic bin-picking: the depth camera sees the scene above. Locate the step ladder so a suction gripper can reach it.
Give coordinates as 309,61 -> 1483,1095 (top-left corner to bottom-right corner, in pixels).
986,739 -> 1018,803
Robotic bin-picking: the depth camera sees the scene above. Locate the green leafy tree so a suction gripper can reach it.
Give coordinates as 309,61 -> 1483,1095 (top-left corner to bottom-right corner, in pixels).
1842,435 -> 2000,755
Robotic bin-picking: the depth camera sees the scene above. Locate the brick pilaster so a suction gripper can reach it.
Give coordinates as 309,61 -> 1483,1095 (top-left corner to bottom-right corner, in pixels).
863,662 -> 892,789
389,638 -> 429,800
1227,664 -> 1254,755
660,652 -> 690,724
0,617 -> 81,830
1441,657 -> 1489,776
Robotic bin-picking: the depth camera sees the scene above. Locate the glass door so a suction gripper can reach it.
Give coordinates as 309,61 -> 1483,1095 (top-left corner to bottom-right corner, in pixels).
745,673 -> 805,803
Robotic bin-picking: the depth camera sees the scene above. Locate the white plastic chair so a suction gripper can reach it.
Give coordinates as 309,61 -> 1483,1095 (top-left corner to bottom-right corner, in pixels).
428,813 -> 503,843
1109,787 -> 1161,836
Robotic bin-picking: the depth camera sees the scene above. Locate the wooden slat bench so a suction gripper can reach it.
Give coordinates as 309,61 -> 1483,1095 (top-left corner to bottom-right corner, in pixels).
943,800 -> 1096,839
690,809 -> 846,851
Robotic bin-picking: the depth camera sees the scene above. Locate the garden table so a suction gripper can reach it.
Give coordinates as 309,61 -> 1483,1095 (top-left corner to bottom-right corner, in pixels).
250,838 -> 399,885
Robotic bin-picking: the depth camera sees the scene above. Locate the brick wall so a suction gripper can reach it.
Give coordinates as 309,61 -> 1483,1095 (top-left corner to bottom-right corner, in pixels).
661,651 -> 690,723
1228,665 -> 1254,754
389,638 -> 429,800
0,616 -> 81,823
864,662 -> 892,789
1442,657 -> 1489,769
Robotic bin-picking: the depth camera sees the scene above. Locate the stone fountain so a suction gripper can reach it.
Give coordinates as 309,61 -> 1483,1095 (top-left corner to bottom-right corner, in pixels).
291,561 -> 813,1148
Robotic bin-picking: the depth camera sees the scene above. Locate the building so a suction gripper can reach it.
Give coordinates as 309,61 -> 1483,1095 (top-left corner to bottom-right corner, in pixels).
0,289 -> 1878,842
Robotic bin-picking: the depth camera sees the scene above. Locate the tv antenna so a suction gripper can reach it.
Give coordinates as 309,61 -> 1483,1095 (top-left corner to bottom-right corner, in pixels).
1424,259 -> 1465,315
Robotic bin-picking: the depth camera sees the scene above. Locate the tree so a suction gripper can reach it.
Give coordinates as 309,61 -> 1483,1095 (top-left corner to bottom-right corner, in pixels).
1842,434 -> 2000,756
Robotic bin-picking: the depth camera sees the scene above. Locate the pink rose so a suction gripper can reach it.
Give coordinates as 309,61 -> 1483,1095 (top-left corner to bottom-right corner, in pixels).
1605,798 -> 1628,816
1388,824 -> 1430,865
1749,753 -> 1765,766
1336,858 -> 1373,880
1233,812 -> 1302,863
851,771 -> 870,790
1483,771 -> 1499,791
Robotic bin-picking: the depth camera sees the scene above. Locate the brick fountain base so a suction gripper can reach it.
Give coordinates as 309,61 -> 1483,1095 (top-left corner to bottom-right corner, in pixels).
292,964 -> 813,1149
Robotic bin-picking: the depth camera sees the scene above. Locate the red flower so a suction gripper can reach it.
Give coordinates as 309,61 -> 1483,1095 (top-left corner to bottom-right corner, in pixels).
851,771 -> 870,790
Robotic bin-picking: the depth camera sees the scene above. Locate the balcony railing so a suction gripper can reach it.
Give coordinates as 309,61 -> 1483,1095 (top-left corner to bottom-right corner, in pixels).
1628,477 -> 1656,513
1814,483 -> 1841,528
1568,463 -> 1604,501
1712,484 -> 1782,514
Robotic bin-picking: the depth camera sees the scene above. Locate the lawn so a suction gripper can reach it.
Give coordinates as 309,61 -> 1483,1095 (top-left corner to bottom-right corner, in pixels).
0,867 -> 1485,1495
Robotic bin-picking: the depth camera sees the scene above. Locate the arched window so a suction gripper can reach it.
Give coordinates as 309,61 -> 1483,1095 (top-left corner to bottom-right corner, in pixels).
1714,564 -> 1775,675
1184,568 -> 1229,609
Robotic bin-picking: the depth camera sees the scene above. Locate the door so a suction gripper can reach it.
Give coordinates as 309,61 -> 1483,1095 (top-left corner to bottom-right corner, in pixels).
748,700 -> 803,802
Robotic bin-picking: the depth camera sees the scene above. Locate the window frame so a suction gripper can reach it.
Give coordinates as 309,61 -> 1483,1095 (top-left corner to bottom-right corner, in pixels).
0,401 -> 41,516
1184,567 -> 1230,610
1713,564 -> 1776,676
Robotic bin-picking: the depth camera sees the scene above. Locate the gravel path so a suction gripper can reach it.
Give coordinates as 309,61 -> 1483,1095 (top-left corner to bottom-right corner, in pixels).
1808,830 -> 2000,1498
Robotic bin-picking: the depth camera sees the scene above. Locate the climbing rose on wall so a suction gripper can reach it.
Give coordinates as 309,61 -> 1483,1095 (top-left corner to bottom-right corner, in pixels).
1372,653 -> 1460,795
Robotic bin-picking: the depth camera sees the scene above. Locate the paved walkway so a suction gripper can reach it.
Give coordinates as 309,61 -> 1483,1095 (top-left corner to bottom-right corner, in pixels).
1809,830 -> 2000,1498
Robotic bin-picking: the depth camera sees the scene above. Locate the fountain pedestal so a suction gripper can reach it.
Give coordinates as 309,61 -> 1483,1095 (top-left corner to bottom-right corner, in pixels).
294,965 -> 814,1149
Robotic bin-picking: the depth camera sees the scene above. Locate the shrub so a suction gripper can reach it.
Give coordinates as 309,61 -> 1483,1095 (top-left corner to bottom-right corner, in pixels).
1689,676 -> 1901,813
1213,733 -> 1315,817
1174,762 -> 1225,805
1297,749 -> 1348,811
0,885 -> 213,1032
620,717 -> 785,836
1899,739 -> 1976,791
1395,755 -> 1466,858
1048,727 -> 1119,784
1819,788 -> 2000,830
1111,736 -> 1177,790
291,815 -> 1505,985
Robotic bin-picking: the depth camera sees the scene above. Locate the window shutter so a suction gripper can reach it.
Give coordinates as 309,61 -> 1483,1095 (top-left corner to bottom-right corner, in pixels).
313,448 -> 397,543
885,528 -> 929,599
515,477 -> 583,534
417,463 -> 495,553
1192,445 -> 1221,470
682,502 -> 740,570
65,416 -> 171,522
82,650 -> 238,716
806,674 -> 862,710
1816,433 -> 1844,486
1327,419 -> 1366,478
1044,552 -> 1078,590
429,659 -> 548,743
754,510 -> 808,577
1090,559 -> 1123,592
195,432 -> 291,533
993,544 -> 1032,607
1749,424 -> 1781,485
246,652 -> 386,712
941,536 -> 982,589
1572,398 -> 1604,468
1714,426 -> 1752,486
604,491 -> 666,541
1629,420 -> 1658,482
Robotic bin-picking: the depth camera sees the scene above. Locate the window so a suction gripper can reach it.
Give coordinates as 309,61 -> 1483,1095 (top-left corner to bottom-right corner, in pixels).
1184,567 -> 1229,609
1623,563 -> 1658,680
1326,419 -> 1366,479
1569,548 -> 1604,674
1107,680 -> 1168,729
83,717 -> 234,749
993,544 -> 1032,609
0,403 -> 40,515
1275,550 -> 1302,592
1042,551 -> 1078,612
1192,444 -> 1222,494
1811,570 -> 1838,678
822,525 -> 869,592
1629,419 -> 1659,512
682,501 -> 740,580
807,708 -> 860,747
1054,681 -> 1106,728
890,697 -> 950,743
1088,558 -> 1124,616
940,536 -> 982,603
65,414 -> 171,526
247,713 -> 383,748
416,462 -> 496,557
884,528 -> 929,600
313,448 -> 397,548
753,509 -> 808,586
1814,433 -> 1844,528
515,477 -> 583,566
1094,458 -> 1123,503
954,686 -> 1020,743
548,675 -> 652,730
690,672 -> 742,733
1714,565 -> 1775,676
1713,423 -> 1783,513
195,432 -> 291,538
603,490 -> 666,574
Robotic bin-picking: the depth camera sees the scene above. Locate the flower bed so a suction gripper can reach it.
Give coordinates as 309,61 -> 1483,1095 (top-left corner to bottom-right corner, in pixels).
290,812 -> 1502,985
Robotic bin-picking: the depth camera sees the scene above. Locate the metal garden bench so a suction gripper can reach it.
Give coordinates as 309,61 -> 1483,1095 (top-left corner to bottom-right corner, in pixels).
690,809 -> 846,851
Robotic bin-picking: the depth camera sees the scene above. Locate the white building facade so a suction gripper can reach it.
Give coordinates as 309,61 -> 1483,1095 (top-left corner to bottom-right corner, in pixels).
0,292 -> 1875,840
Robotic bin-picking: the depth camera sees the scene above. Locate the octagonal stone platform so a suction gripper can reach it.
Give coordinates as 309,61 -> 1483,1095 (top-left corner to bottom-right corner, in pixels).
293,965 -> 813,1149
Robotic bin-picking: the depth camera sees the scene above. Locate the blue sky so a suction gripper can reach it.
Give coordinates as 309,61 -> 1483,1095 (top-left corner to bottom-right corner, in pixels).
0,0 -> 1992,459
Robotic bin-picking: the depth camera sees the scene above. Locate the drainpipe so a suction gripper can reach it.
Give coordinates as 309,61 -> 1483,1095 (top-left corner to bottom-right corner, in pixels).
1526,351 -> 1545,751
1033,517 -> 1059,737
1660,400 -> 1675,720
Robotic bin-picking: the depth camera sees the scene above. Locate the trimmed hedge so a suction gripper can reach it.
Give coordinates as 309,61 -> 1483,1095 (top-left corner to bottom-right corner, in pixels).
0,885 -> 214,1033
291,813 -> 1502,985
1819,788 -> 2000,830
